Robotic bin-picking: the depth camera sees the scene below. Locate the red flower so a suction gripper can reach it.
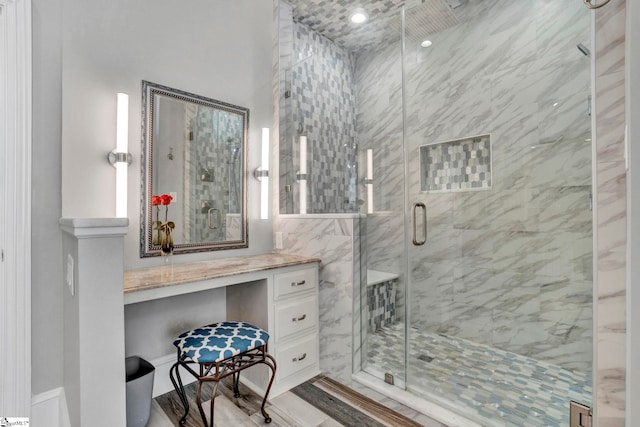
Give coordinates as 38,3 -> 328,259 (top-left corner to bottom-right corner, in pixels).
160,194 -> 173,206
152,195 -> 161,206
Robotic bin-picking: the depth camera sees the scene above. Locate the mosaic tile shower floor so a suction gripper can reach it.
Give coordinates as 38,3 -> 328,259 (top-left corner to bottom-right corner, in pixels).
365,324 -> 592,427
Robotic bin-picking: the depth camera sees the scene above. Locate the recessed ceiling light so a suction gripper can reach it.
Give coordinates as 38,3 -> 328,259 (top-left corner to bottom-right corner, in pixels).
349,8 -> 369,24
421,39 -> 433,48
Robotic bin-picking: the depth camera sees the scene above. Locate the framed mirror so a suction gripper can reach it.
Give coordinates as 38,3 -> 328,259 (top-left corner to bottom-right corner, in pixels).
141,80 -> 249,257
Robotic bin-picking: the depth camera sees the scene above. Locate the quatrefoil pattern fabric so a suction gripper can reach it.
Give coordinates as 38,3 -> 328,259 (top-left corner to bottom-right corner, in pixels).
173,321 -> 269,363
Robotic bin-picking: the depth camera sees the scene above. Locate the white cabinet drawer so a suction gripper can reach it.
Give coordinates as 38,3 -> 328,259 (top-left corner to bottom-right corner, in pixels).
276,333 -> 318,380
274,268 -> 317,299
275,296 -> 317,341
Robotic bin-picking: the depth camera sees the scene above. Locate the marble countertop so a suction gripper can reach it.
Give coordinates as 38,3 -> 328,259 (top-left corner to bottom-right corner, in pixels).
124,253 -> 321,294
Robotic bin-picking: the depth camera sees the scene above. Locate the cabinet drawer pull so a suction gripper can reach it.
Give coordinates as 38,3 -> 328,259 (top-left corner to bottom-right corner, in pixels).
290,280 -> 306,287
292,353 -> 307,362
292,314 -> 307,322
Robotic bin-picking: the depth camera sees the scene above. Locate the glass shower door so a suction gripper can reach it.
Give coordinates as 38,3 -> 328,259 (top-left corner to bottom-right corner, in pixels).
357,7 -> 408,389
403,0 -> 593,426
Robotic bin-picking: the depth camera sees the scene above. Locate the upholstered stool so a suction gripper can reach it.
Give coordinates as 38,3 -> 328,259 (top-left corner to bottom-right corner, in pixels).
169,321 -> 277,426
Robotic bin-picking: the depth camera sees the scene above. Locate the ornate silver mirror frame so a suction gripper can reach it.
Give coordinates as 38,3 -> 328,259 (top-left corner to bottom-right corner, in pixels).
140,80 -> 249,257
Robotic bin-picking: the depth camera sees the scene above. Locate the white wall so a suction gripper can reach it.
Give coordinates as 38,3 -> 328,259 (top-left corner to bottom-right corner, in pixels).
31,0 -> 64,395
61,0 -> 274,269
58,1 -> 275,392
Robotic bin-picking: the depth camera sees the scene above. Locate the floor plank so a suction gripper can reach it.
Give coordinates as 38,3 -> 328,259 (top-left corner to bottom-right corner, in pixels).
268,392 -> 335,427
151,376 -> 430,427
290,381 -> 386,427
312,377 -> 424,427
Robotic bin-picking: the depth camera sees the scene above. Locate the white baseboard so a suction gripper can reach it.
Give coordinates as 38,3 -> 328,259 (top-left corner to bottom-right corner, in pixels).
31,387 -> 71,427
149,353 -> 198,398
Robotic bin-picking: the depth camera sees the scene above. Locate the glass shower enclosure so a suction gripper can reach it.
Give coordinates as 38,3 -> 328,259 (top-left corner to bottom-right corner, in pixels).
358,1 -> 593,426
278,0 -> 594,424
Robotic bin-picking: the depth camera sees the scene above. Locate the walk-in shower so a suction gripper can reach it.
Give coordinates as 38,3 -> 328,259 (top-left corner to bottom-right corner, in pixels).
279,0 -> 593,425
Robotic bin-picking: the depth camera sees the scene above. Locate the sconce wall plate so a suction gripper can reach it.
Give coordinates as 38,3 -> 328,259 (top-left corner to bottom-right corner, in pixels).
253,167 -> 269,181
107,150 -> 133,167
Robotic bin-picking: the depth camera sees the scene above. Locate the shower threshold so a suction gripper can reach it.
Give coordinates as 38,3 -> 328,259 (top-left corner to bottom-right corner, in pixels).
361,324 -> 592,427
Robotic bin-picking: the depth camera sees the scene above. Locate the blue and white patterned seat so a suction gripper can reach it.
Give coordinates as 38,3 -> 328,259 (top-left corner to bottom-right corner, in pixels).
170,320 -> 276,426
173,321 -> 269,364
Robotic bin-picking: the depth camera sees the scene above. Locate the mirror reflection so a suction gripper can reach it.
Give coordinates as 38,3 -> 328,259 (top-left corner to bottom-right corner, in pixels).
141,80 -> 248,257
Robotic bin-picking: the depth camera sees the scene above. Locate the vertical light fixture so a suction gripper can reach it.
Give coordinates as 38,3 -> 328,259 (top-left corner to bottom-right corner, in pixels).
299,135 -> 308,214
260,128 -> 270,219
107,92 -> 132,218
366,148 -> 374,214
253,128 -> 270,219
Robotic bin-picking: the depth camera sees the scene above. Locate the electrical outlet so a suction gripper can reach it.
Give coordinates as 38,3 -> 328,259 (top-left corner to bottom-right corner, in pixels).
275,232 -> 283,250
66,254 -> 74,296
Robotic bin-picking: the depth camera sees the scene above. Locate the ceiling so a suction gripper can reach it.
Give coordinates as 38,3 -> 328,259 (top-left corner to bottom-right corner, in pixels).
286,0 -> 467,53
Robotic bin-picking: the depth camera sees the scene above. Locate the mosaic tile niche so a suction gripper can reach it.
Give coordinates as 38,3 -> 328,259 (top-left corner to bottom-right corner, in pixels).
420,134 -> 491,193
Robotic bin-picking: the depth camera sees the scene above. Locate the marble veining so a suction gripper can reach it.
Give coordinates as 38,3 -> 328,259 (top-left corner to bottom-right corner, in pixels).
124,253 -> 320,293
275,216 -> 359,384
594,0 -> 627,423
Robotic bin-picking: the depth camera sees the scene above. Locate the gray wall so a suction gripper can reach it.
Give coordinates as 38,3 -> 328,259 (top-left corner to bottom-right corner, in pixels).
31,0 -> 64,395
30,0 -> 274,396
60,0 -> 274,269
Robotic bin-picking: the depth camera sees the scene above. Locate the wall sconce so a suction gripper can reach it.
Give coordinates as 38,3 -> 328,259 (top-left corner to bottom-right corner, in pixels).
297,135 -> 308,214
253,127 -> 270,219
365,148 -> 373,214
107,92 -> 132,218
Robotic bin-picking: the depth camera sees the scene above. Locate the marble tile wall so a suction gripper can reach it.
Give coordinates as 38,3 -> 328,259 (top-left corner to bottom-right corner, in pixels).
274,215 -> 361,385
275,1 -> 629,424
356,0 -> 593,373
594,0 -> 627,425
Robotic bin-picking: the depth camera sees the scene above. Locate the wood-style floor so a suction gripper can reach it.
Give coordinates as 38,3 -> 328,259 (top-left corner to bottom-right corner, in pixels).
148,375 -> 428,427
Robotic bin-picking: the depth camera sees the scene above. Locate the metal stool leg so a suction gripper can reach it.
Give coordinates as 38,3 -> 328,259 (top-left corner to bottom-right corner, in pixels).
232,370 -> 241,398
194,377 -> 220,427
259,353 -> 277,424
169,361 -> 190,425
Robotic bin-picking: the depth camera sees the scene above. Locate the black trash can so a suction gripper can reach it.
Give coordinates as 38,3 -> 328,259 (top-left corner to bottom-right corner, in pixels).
125,356 -> 155,427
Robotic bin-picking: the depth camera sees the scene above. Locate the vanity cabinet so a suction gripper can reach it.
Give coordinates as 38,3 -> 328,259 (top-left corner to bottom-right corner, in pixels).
124,253 -> 320,397
272,267 -> 319,391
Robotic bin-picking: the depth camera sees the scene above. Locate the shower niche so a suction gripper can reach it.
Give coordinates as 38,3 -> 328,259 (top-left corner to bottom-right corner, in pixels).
419,134 -> 492,193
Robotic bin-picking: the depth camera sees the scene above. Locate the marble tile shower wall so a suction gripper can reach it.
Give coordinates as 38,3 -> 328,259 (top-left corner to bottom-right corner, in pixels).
355,37 -> 407,321
593,0 -> 627,424
280,20 -> 358,213
274,216 -> 360,385
357,0 -> 592,372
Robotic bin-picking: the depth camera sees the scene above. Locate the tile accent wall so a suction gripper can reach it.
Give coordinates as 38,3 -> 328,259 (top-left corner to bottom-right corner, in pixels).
367,278 -> 397,332
279,18 -> 358,214
594,0 -> 627,424
420,134 -> 492,193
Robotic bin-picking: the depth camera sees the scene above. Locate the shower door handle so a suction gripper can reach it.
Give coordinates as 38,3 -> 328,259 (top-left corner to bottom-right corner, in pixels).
412,202 -> 427,246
